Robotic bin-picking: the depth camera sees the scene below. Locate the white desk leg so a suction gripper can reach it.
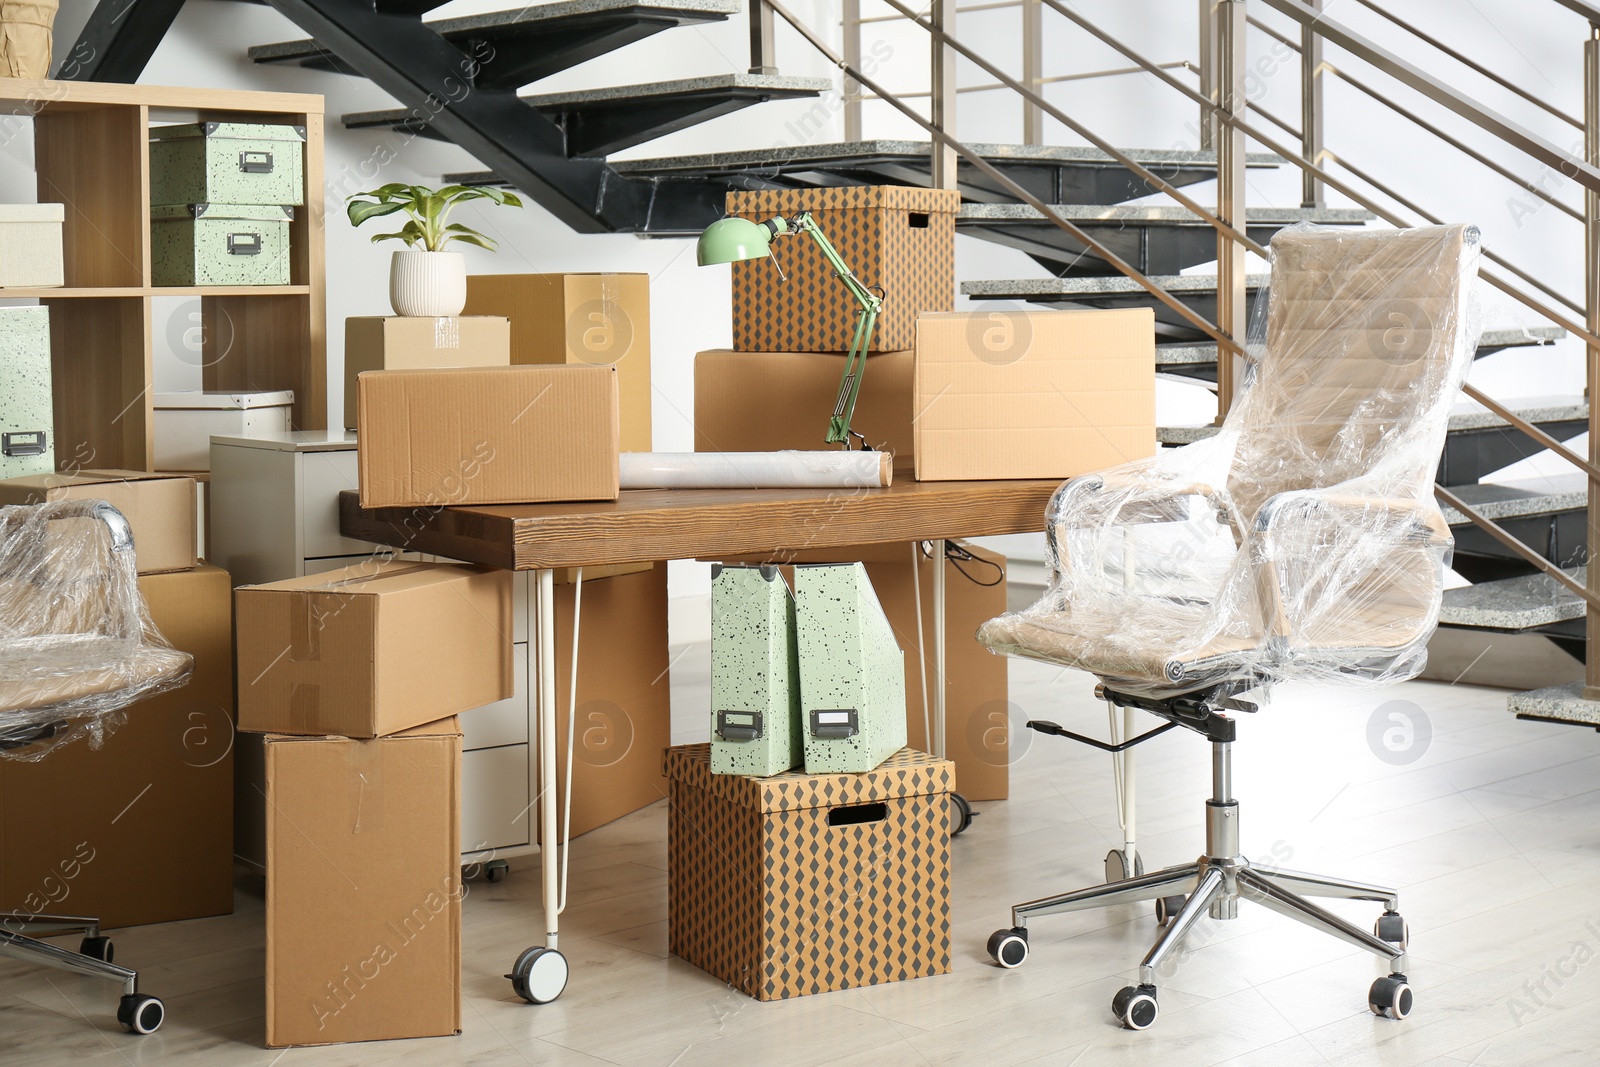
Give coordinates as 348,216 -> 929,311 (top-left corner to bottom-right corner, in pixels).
508,567 -> 570,1005
931,539 -> 947,760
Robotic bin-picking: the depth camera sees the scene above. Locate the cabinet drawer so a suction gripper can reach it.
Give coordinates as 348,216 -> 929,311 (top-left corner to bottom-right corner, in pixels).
461,745 -> 531,854
461,642 -> 529,751
300,449 -> 375,559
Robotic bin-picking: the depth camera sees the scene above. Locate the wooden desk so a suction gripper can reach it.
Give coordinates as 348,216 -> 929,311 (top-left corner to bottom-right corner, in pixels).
339,480 -> 1058,1004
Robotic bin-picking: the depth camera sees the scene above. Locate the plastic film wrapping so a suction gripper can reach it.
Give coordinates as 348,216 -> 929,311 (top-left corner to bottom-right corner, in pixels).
0,499 -> 193,760
979,223 -> 1483,698
620,450 -> 892,489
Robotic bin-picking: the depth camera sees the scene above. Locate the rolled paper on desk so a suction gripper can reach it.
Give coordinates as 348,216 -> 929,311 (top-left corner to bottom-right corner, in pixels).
619,450 -> 893,489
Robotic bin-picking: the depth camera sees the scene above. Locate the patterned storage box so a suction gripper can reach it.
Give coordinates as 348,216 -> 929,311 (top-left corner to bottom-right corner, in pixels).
149,122 -> 306,207
0,306 -> 52,478
727,186 -> 959,352
664,743 -> 954,1000
151,204 -> 293,287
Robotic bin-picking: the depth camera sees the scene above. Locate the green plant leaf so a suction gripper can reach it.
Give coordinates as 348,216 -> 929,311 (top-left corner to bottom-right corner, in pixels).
443,231 -> 498,251
368,219 -> 426,247
347,199 -> 406,227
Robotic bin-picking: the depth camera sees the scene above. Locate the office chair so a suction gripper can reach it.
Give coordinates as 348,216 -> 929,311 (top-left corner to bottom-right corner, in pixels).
0,499 -> 193,1034
978,223 -> 1481,1029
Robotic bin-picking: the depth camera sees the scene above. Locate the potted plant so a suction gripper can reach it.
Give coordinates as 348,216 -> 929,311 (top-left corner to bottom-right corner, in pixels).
347,183 -> 522,317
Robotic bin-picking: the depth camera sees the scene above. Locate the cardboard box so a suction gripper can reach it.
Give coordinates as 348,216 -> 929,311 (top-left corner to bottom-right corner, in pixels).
728,186 -> 959,352
463,273 -> 652,452
0,468 -> 197,574
343,316 -> 511,431
357,365 -> 620,509
0,203 -> 64,288
265,718 -> 461,1048
666,743 -> 953,1000
153,390 -> 295,471
0,565 -> 234,929
694,349 -> 914,468
717,541 -> 1010,801
913,308 -> 1157,481
236,560 -> 513,738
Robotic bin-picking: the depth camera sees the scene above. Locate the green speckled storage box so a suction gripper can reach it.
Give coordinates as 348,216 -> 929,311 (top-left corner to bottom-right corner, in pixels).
151,204 -> 293,287
710,565 -> 803,777
795,563 -> 908,774
149,122 -> 306,207
0,306 -> 53,478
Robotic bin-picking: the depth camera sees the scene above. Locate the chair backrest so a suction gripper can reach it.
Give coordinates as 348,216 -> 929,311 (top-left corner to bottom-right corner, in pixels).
1222,224 -> 1480,522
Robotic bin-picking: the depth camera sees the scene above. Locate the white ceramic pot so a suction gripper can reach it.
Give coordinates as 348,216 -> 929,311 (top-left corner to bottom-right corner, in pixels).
389,249 -> 467,316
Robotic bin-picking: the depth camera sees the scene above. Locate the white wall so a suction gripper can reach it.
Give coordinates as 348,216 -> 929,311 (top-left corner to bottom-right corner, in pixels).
32,0 -> 1595,603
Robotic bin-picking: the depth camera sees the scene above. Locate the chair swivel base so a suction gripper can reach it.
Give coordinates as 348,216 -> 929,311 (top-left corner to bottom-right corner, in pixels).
986,740 -> 1412,1030
0,913 -> 165,1034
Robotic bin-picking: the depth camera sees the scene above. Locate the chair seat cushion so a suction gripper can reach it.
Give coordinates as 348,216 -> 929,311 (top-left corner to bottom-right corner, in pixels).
0,635 -> 192,715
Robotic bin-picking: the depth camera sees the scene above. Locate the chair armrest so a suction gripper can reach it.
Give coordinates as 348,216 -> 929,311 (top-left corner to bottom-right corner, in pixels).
1254,490 -> 1451,545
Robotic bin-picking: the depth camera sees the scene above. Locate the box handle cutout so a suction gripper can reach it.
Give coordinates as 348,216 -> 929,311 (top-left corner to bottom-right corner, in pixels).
715,710 -> 764,742
2,431 -> 45,457
828,802 -> 887,827
908,212 -> 930,228
239,150 -> 275,174
227,232 -> 262,256
810,708 -> 859,740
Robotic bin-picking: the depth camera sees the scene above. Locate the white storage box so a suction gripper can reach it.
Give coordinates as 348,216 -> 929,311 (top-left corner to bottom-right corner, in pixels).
153,390 -> 294,471
0,203 -> 64,288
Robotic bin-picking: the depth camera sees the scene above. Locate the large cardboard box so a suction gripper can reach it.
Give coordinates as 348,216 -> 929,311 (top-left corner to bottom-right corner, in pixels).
914,308 -> 1157,481
357,365 -> 620,508
236,560 -> 513,738
463,273 -> 652,452
666,743 -> 953,1000
0,468 -> 197,574
265,718 -> 461,1048
694,348 -> 914,468
343,316 -> 511,430
727,186 -> 959,352
0,565 -> 234,929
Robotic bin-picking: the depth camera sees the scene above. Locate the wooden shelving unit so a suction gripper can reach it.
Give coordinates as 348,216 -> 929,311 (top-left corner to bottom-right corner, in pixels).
0,80 -> 326,471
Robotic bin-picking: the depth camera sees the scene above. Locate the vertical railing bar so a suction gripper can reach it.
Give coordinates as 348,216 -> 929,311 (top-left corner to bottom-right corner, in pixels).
1215,0 -> 1247,421
1023,0 -> 1044,143
1198,0 -> 1217,151
749,0 -> 776,74
1300,0 -> 1323,207
844,0 -> 863,141
1584,23 -> 1600,699
931,0 -> 959,188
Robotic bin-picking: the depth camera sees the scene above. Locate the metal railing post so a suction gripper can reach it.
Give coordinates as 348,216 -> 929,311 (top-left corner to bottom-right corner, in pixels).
749,0 -> 776,75
1023,0 -> 1044,144
932,0 -> 958,188
1301,0 -> 1324,206
844,0 -> 863,140
1199,0 -> 1218,150
1586,23 -> 1600,700
1215,0 -> 1247,419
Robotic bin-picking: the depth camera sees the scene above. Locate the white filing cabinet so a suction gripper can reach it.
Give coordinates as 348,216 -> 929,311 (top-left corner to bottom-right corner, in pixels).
209,430 -> 536,868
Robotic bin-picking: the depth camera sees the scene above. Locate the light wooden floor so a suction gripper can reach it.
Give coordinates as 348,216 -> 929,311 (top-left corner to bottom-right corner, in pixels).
6,645 -> 1600,1066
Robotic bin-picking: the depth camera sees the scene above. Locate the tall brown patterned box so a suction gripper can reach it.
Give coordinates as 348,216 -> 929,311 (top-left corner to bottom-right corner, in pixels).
664,743 -> 954,1000
727,186 -> 959,352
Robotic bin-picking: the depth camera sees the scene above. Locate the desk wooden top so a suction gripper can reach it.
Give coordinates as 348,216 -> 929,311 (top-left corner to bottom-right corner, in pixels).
338,480 -> 1058,570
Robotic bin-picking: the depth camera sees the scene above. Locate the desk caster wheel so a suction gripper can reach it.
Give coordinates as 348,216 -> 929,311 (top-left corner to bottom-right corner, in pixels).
508,946 -> 568,1004
485,860 -> 509,883
1105,848 -> 1145,882
80,935 -> 113,962
1375,910 -> 1408,950
117,993 -> 165,1034
949,793 -> 974,836
1369,973 -> 1413,1020
1112,984 -> 1158,1030
986,927 -> 1028,968
1154,895 -> 1186,928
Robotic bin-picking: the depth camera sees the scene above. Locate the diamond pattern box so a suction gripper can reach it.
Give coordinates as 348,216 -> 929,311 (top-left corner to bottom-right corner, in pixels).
726,186 -> 959,352
664,743 -> 954,1001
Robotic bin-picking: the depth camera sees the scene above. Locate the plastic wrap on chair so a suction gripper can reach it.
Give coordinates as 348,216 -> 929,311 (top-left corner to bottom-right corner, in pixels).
979,223 -> 1482,698
0,499 -> 192,760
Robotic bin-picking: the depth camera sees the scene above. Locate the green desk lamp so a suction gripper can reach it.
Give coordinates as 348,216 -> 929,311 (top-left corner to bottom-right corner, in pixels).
698,212 -> 883,449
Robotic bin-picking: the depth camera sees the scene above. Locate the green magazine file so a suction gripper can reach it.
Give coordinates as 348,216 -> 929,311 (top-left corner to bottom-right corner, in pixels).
710,564 -> 803,777
795,563 -> 908,774
0,306 -> 53,479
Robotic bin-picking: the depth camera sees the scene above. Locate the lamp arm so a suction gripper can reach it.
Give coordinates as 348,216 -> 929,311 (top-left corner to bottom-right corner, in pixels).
788,213 -> 885,448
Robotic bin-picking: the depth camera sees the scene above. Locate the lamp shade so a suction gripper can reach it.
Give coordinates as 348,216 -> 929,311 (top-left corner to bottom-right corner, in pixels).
697,217 -> 772,266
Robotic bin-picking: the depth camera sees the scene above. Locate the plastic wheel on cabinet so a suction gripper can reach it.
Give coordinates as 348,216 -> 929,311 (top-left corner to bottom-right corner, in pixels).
1112,984 -> 1158,1030
986,927 -> 1029,968
79,935 -> 113,962
485,860 -> 509,884
1369,974 -> 1413,1020
117,993 -> 165,1034
949,793 -> 975,837
1154,895 -> 1187,928
507,946 -> 569,1004
1374,910 -> 1409,951
1104,848 -> 1146,882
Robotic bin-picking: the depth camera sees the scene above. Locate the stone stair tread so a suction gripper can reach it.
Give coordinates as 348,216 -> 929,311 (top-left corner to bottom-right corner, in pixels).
1508,683 -> 1600,725
1439,566 -> 1586,630
960,204 -> 1372,224
1155,326 -> 1565,365
1158,396 -> 1589,445
606,141 -> 1284,173
963,272 -> 1269,298
1439,477 -> 1587,524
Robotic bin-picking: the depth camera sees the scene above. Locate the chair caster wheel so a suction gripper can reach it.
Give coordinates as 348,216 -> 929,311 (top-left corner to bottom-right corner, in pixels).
949,793 -> 975,836
986,927 -> 1028,968
1112,984 -> 1158,1030
80,935 -> 113,962
1104,848 -> 1145,882
485,859 -> 509,883
1154,895 -> 1186,928
507,946 -> 568,1004
1369,973 -> 1413,1020
117,993 -> 165,1034
1374,910 -> 1408,950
